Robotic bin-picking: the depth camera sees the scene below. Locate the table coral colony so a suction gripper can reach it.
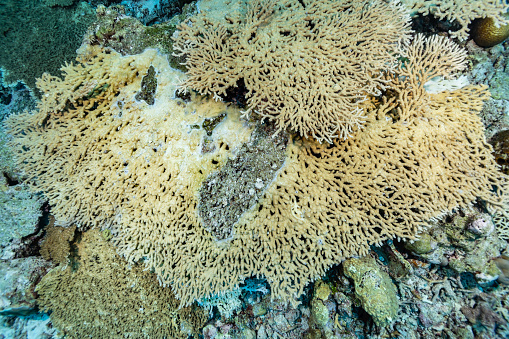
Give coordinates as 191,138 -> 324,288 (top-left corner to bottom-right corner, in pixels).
5,0 -> 509,307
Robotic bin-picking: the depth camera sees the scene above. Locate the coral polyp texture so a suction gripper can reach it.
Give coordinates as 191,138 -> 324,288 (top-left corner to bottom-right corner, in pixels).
173,0 -> 412,143
5,33 -> 509,308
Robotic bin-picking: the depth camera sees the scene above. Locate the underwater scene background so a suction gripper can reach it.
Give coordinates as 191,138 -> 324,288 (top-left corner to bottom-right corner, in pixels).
2,0 -> 509,338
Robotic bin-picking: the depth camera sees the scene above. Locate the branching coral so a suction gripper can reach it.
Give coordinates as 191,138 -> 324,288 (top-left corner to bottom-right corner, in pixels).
5,23 -> 508,313
36,229 -> 208,338
6,47 -> 252,230
402,0 -> 509,41
169,34 -> 506,304
173,0 -> 412,143
39,216 -> 76,264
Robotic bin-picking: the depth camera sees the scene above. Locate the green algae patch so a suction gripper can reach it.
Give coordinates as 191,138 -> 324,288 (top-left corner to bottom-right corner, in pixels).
311,298 -> 329,328
314,280 -> 331,302
343,256 -> 399,327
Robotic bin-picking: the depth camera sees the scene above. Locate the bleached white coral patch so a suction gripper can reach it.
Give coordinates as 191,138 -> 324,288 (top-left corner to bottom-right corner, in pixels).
424,75 -> 470,94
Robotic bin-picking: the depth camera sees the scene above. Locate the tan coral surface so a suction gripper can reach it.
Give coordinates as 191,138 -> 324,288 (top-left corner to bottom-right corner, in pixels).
7,48 -> 252,230
40,216 -> 76,264
6,33 -> 508,308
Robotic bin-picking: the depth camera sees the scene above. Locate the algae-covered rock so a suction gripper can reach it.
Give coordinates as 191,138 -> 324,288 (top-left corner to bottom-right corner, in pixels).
0,79 -> 37,122
448,234 -> 502,279
404,233 -> 436,255
80,4 -> 196,70
488,72 -> 509,100
0,128 -> 20,186
0,131 -> 43,248
314,280 -> 331,301
0,129 -> 43,256
310,279 -> 339,334
0,257 -> 52,315
252,303 -> 267,317
311,298 -> 329,328
343,256 -> 399,327
0,185 -> 43,248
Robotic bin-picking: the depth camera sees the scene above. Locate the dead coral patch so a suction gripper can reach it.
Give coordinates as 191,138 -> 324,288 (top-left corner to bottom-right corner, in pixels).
198,122 -> 289,241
